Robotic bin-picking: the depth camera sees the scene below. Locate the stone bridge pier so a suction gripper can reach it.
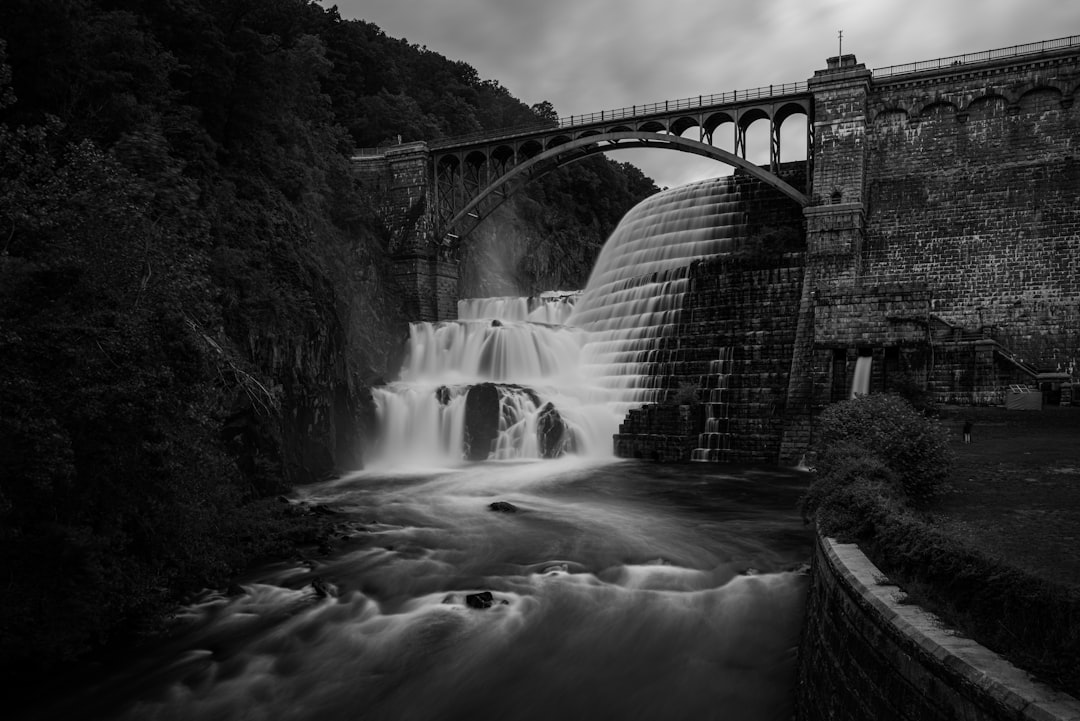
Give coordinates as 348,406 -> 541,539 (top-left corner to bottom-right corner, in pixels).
352,142 -> 458,321
781,54 -> 872,461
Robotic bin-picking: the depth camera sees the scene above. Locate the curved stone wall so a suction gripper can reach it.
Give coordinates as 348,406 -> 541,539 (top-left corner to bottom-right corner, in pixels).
796,534 -> 1080,721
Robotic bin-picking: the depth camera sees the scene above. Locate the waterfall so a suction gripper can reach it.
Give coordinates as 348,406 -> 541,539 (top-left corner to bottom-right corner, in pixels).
371,177 -> 747,466
370,297 -> 613,466
692,347 -> 734,462
567,178 -> 744,412
851,356 -> 872,398
459,291 -> 580,325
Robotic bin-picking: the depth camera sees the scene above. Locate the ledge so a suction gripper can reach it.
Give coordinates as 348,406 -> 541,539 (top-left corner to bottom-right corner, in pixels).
810,535 -> 1080,720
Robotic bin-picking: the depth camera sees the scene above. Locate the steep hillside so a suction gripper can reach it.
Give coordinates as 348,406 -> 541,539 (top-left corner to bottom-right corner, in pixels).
0,0 -> 655,679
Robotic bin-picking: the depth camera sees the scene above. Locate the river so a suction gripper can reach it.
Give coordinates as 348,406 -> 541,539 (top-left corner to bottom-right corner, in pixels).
34,458 -> 812,721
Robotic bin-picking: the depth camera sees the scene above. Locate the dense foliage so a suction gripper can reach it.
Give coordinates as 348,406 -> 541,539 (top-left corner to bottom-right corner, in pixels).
0,0 -> 656,681
801,394 -> 952,531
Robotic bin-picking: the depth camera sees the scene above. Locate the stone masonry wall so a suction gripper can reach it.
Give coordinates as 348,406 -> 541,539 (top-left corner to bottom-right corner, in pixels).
863,54 -> 1080,372
614,166 -> 807,463
353,143 -> 460,322
615,404 -> 703,462
814,283 -> 931,347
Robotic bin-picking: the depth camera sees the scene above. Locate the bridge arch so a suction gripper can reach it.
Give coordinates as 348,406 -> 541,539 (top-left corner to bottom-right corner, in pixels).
438,131 -> 809,245
669,115 -> 700,138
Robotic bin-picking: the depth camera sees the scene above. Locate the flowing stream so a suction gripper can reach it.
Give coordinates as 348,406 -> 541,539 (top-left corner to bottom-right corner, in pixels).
43,461 -> 812,721
33,177 -> 814,721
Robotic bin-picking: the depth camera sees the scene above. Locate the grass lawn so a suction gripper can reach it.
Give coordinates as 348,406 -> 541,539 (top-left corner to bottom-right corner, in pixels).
932,404 -> 1080,589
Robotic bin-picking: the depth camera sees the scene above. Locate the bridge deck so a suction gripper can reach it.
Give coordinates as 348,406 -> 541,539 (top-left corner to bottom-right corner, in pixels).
431,81 -> 810,151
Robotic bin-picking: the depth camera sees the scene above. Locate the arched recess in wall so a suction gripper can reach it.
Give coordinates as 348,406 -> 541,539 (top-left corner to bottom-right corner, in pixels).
872,107 -> 910,127
962,93 -> 1008,120
1017,85 -> 1064,114
440,131 -> 809,245
913,99 -> 960,124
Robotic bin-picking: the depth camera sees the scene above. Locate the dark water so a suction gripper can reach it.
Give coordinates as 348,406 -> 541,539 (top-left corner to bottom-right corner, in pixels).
37,459 -> 813,721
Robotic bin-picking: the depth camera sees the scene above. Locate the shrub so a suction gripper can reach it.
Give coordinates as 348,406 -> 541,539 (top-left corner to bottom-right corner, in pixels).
813,394 -> 952,506
799,440 -> 899,533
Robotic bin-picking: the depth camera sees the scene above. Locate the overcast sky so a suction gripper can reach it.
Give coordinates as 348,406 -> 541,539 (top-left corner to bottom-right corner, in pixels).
332,0 -> 1080,188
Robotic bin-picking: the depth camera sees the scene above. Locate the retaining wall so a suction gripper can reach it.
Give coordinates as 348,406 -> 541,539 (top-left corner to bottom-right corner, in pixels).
797,534 -> 1080,720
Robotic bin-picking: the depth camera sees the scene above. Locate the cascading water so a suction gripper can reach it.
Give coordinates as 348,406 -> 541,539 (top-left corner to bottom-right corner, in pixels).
458,291 -> 580,325
369,294 -> 614,466
692,347 -> 734,462
34,175 -> 816,721
567,179 -> 746,414
851,355 -> 873,398
371,178 -> 747,466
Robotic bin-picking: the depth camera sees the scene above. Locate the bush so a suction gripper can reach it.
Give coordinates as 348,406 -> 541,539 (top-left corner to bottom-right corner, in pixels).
813,394 -> 952,507
799,440 -> 898,533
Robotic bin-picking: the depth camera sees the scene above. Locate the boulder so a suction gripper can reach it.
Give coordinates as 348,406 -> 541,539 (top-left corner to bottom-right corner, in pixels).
537,402 -> 574,458
464,383 -> 501,460
464,591 -> 508,609
488,501 -> 518,513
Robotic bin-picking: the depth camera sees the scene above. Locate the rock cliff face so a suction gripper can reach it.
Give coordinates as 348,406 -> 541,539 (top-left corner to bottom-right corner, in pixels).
236,241 -> 409,485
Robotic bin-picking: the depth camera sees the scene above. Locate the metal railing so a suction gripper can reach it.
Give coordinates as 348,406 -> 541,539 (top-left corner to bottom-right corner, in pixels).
432,80 -> 808,149
873,34 -> 1080,79
555,81 -> 808,128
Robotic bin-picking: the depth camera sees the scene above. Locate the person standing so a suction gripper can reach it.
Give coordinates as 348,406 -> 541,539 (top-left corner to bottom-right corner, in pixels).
962,419 -> 973,444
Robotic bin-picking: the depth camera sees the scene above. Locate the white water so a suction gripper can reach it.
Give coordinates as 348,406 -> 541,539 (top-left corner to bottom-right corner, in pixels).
568,179 -> 745,413
692,347 -> 735,462
458,291 -> 580,325
55,461 -> 812,721
851,356 -> 872,398
371,178 -> 747,467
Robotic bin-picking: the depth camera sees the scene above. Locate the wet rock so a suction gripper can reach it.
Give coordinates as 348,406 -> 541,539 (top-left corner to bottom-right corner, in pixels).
537,402 -> 574,458
488,501 -> 518,513
464,591 -> 508,609
464,383 -> 501,460
435,385 -> 451,405
311,577 -> 337,598
491,319 -> 502,327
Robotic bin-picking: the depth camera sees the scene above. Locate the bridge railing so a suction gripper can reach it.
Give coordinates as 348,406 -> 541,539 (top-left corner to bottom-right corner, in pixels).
559,80 -> 809,127
431,80 -> 808,149
872,34 -> 1080,79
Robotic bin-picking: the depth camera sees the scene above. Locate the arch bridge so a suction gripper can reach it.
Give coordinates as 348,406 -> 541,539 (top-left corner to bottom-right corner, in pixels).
429,83 -> 813,246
